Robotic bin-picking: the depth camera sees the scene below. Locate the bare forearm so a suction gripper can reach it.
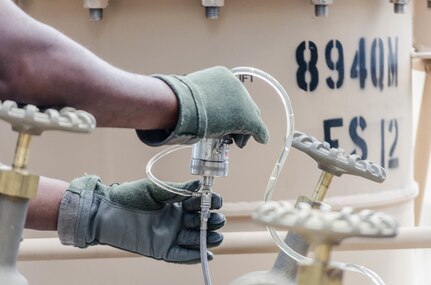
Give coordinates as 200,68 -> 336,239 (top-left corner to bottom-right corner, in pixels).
25,176 -> 69,231
0,1 -> 178,130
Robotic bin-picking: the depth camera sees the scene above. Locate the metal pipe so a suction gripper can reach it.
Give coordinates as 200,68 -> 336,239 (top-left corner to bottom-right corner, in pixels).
219,227 -> 431,252
0,195 -> 29,284
414,65 -> 431,225
16,227 -> 431,261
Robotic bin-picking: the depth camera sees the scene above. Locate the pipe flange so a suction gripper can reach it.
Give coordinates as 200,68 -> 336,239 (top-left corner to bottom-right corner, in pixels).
292,131 -> 386,182
0,100 -> 96,135
253,201 -> 398,244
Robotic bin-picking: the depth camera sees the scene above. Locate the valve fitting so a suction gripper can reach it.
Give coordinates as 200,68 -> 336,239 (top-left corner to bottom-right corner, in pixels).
0,170 -> 39,200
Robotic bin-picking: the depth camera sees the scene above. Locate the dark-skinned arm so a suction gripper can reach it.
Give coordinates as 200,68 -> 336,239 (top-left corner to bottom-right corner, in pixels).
0,0 -> 178,130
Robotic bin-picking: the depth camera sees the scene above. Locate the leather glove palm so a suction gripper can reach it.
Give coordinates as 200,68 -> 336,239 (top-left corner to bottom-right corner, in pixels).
137,66 -> 269,148
57,175 -> 225,264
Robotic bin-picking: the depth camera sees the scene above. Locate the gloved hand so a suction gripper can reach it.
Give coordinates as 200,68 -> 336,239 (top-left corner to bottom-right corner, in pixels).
57,175 -> 225,264
136,66 -> 269,148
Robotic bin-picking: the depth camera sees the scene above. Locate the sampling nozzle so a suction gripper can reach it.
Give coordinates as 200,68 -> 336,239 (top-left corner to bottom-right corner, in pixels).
190,136 -> 232,178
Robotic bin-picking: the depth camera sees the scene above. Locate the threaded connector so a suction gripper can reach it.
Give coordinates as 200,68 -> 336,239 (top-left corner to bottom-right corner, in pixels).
393,3 -> 405,13
315,4 -> 329,17
89,8 -> 103,21
205,6 -> 219,19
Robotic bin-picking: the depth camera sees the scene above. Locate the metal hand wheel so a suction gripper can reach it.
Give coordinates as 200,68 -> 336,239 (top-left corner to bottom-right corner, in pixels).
293,131 -> 386,183
0,100 -> 96,135
254,201 -> 397,243
253,201 -> 397,285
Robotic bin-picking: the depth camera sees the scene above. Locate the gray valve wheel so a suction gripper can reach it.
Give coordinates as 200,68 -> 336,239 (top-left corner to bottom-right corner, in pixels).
253,201 -> 398,244
0,100 -> 96,135
293,131 -> 386,183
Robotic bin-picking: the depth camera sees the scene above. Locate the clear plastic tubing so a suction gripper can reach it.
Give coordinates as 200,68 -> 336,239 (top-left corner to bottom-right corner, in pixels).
146,145 -> 199,197
231,67 -> 384,285
146,145 -> 212,284
201,222 -> 211,285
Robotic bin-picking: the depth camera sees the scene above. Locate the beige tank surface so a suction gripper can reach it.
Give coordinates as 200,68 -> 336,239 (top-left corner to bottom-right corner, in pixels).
2,0 -> 431,284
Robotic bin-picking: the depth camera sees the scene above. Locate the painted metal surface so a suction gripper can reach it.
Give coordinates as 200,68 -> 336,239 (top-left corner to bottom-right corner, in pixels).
0,0 -> 417,284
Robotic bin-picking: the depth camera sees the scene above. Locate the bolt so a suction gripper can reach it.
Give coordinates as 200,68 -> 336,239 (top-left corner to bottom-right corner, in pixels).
205,6 -> 219,19
315,4 -> 329,17
393,3 -> 405,13
89,8 -> 103,21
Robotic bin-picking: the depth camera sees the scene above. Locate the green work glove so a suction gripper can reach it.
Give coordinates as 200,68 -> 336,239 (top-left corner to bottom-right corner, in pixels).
136,66 -> 269,148
57,175 -> 225,264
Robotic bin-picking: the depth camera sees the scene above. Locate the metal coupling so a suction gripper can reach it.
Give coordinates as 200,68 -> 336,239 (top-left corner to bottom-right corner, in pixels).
0,169 -> 39,199
84,0 -> 109,21
190,137 -> 231,177
201,0 -> 225,19
311,0 -> 334,17
390,0 -> 410,14
0,133 -> 39,199
200,189 -> 212,228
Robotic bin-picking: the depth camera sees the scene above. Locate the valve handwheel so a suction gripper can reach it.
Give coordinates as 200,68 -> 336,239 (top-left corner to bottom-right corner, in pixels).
0,100 -> 96,135
293,131 -> 386,183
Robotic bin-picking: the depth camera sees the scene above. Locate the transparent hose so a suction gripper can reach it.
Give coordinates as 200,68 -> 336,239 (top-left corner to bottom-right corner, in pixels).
201,226 -> 212,285
146,145 -> 200,197
146,144 -> 212,284
231,67 -> 384,285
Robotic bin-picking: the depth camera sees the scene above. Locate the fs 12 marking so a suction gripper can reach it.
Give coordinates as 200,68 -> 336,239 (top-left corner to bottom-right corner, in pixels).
324,116 -> 399,169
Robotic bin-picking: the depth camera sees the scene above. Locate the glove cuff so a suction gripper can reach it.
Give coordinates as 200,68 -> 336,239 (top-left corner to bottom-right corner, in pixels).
136,74 -> 208,146
57,175 -> 100,248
